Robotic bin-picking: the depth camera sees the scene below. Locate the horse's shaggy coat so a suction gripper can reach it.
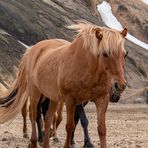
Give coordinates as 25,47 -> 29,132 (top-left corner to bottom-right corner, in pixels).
0,22 -> 127,148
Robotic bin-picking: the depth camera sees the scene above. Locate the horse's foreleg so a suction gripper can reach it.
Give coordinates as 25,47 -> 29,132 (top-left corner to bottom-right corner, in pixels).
43,100 -> 58,148
94,97 -> 109,148
64,98 -> 76,148
70,107 -> 80,146
22,99 -> 29,138
79,105 -> 94,148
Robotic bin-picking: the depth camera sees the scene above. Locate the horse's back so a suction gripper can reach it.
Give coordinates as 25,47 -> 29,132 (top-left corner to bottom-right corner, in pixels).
25,39 -> 70,100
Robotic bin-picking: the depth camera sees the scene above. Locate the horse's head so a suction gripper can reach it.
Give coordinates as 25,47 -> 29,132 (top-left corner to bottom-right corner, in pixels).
68,22 -> 127,97
95,27 -> 128,96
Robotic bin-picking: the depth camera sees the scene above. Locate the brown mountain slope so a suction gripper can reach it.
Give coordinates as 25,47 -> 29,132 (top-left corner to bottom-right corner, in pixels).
0,0 -> 102,45
110,0 -> 148,44
0,0 -> 147,102
0,30 -> 25,90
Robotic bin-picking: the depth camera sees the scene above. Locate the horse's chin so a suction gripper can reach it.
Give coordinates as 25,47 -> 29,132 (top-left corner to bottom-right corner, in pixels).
110,93 -> 120,103
110,89 -> 121,103
110,85 -> 121,103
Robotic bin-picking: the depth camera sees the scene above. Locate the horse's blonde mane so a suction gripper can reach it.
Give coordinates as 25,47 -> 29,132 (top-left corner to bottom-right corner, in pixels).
68,22 -> 126,57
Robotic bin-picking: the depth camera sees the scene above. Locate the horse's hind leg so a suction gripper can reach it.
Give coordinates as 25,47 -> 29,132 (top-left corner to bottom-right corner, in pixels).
41,98 -> 60,142
56,101 -> 64,129
43,99 -> 58,148
42,98 -> 50,121
22,99 -> 29,138
51,112 -> 58,138
52,101 -> 64,142
36,95 -> 44,146
71,104 -> 94,148
28,87 -> 41,148
79,105 -> 94,148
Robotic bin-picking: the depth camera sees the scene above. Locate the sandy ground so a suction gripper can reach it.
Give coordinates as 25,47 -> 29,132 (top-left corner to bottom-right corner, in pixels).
0,103 -> 148,148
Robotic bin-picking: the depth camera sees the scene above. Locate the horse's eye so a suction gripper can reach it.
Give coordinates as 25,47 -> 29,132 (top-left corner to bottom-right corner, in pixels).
103,52 -> 109,58
124,51 -> 128,58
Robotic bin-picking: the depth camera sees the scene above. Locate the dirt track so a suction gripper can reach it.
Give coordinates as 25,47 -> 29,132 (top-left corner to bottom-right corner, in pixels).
0,103 -> 148,148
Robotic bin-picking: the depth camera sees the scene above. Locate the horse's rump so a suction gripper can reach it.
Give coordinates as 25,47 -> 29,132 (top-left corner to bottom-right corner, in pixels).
0,39 -> 71,123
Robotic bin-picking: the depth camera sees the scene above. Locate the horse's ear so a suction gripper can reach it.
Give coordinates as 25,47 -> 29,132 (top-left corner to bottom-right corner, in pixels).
95,28 -> 103,40
121,28 -> 128,38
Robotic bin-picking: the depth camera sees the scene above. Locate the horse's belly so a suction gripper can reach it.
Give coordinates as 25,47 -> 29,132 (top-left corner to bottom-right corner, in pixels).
62,84 -> 108,105
32,59 -> 60,100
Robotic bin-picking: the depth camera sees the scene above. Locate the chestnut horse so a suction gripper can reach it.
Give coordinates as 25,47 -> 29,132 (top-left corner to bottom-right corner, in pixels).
0,22 -> 127,148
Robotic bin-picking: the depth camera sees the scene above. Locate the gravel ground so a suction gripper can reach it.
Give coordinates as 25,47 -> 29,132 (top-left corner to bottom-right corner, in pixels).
0,103 -> 148,148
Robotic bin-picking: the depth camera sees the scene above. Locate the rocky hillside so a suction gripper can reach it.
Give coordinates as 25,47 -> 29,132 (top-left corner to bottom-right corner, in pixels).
110,0 -> 148,44
0,0 -> 102,45
0,30 -> 25,90
0,0 -> 147,102
0,0 -> 101,89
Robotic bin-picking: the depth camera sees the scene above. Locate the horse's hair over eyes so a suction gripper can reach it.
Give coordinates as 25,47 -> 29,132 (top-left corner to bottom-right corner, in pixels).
103,51 -> 110,58
124,51 -> 128,58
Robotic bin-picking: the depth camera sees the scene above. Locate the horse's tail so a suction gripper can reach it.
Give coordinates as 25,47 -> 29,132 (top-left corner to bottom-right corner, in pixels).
0,80 -> 18,106
0,56 -> 28,124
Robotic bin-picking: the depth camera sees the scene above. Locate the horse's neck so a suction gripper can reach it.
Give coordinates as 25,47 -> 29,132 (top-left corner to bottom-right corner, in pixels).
69,37 -> 108,84
71,37 -> 92,59
70,37 -> 98,72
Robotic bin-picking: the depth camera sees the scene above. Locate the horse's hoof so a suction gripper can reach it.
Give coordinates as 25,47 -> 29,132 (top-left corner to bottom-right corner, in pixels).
64,144 -> 72,148
27,143 -> 31,148
23,133 -> 29,139
53,136 -> 59,143
38,141 -> 43,147
71,143 -> 77,148
70,139 -> 76,145
49,128 -> 55,137
27,143 -> 32,148
38,137 -> 44,145
28,142 -> 37,148
83,140 -> 94,148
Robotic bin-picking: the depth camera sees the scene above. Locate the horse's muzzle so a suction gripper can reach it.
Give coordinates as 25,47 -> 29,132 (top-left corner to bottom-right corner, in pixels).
110,81 -> 127,102
114,82 -> 127,93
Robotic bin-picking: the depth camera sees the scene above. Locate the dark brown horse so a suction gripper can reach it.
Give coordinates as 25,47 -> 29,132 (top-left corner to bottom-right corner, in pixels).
0,22 -> 127,148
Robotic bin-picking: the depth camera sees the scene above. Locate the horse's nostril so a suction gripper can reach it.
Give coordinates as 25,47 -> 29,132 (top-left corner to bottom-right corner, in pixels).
123,83 -> 127,90
115,82 -> 119,90
114,82 -> 126,92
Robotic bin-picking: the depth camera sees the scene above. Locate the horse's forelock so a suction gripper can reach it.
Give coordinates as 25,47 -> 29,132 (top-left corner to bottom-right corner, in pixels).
68,22 -> 126,57
99,29 -> 126,55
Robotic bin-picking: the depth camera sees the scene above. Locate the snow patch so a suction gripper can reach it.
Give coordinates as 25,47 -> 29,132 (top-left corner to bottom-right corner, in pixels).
18,41 -> 30,49
142,0 -> 148,5
97,1 -> 148,50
